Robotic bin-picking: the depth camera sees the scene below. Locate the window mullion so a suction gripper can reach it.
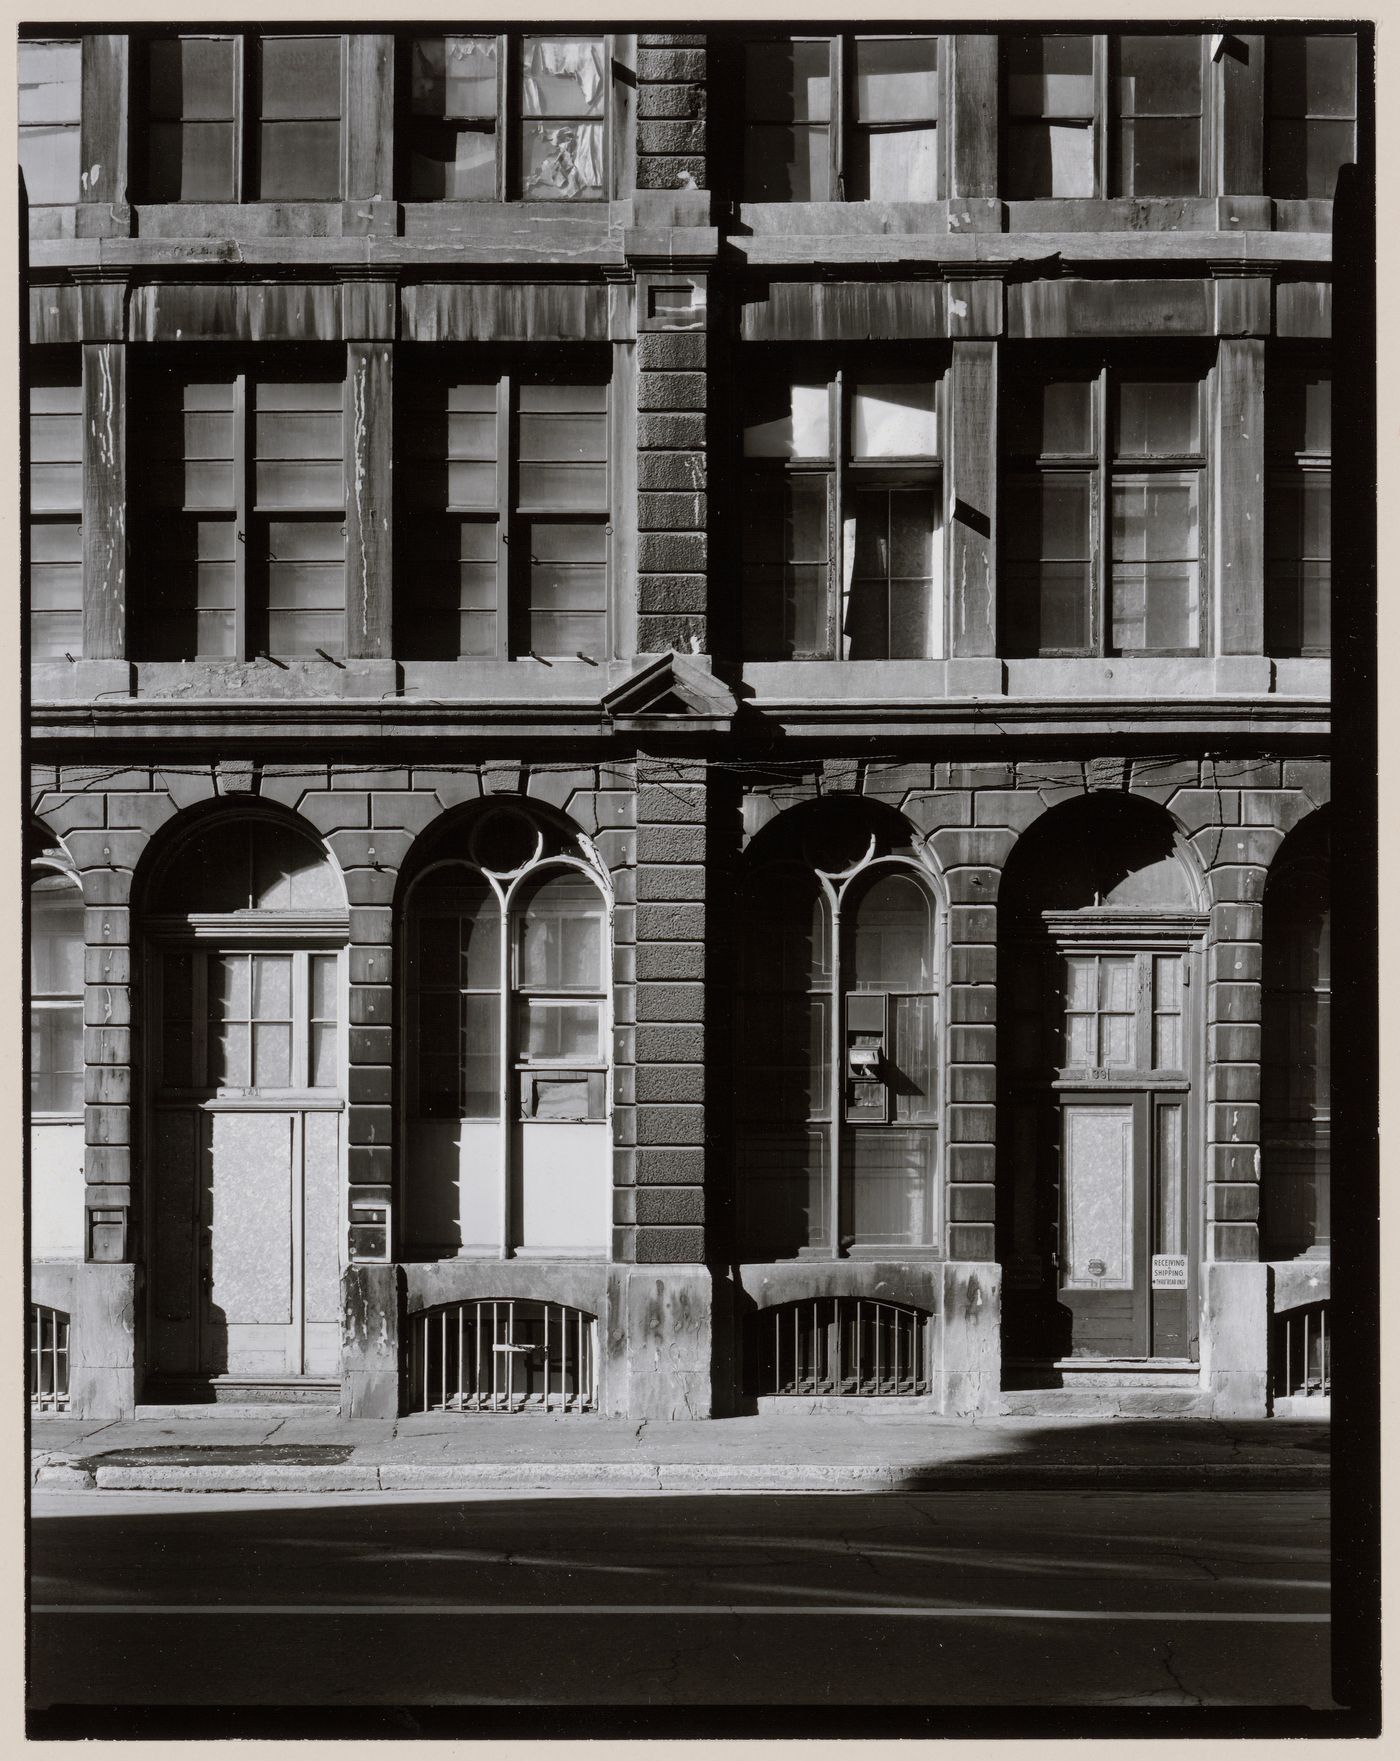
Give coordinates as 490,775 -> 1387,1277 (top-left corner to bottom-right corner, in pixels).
1096,364 -> 1109,656
1094,34 -> 1110,198
497,373 -> 512,660
498,879 -> 514,1258
831,371 -> 845,659
293,949 -> 309,1090
828,893 -> 843,1259
830,36 -> 845,200
233,371 -> 250,663
497,33 -> 510,202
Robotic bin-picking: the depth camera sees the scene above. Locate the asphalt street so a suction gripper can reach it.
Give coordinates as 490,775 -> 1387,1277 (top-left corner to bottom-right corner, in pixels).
29,1485 -> 1332,1712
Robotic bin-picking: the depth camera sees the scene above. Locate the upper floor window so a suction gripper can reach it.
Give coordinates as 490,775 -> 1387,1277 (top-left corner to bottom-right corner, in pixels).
19,39 -> 81,206
1266,359 -> 1331,657
1004,33 -> 1204,199
742,34 -> 940,201
1267,35 -> 1356,200
139,33 -> 343,202
397,354 -> 610,662
136,356 -> 346,661
30,859 -> 84,1119
1003,360 -> 1207,657
27,356 -> 83,662
404,33 -> 608,201
741,364 -> 945,660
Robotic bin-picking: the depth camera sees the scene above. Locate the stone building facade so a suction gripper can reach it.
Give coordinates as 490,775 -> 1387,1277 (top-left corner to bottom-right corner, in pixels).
24,26 -> 1348,1421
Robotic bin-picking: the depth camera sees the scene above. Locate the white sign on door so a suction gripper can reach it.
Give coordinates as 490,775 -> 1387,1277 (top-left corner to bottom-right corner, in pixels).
1151,1253 -> 1189,1290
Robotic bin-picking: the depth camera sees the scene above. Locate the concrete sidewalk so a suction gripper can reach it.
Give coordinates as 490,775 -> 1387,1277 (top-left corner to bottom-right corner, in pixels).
30,1410 -> 1330,1495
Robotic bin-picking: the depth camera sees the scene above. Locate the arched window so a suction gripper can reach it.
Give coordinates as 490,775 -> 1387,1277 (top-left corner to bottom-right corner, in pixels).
30,858 -> 83,1118
404,806 -> 611,1259
1262,827 -> 1330,1259
737,807 -> 941,1259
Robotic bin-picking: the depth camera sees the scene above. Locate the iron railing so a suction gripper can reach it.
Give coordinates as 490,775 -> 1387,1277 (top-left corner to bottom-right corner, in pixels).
30,1303 -> 70,1411
1273,1301 -> 1330,1400
754,1297 -> 932,1397
409,1299 -> 597,1413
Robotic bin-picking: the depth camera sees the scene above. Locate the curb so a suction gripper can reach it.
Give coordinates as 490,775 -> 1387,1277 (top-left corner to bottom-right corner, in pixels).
33,1459 -> 1330,1495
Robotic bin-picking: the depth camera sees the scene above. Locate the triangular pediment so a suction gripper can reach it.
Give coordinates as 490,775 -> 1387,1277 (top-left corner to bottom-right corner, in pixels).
602,654 -> 736,723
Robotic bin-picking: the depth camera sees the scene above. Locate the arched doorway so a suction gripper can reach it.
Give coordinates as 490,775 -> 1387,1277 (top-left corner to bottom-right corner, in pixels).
1000,796 -> 1206,1368
142,814 -> 348,1395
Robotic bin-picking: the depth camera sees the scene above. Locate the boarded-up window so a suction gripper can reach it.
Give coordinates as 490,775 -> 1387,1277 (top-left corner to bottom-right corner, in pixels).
27,360 -> 84,662
257,36 -> 343,199
19,39 -> 81,206
145,35 -> 240,202
396,363 -> 609,661
139,362 -> 345,660
1006,34 -> 1096,198
743,34 -> 939,202
1268,36 -> 1356,200
1266,361 -> 1331,656
742,368 -> 943,660
1004,364 -> 1204,657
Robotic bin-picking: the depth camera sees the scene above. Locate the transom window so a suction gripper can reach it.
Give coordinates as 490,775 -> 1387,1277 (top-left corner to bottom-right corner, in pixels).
742,365 -> 944,660
1266,358 -> 1331,657
30,862 -> 84,1118
404,33 -> 608,201
742,34 -> 940,201
136,357 -> 347,661
1267,35 -> 1357,200
139,33 -> 344,202
398,357 -> 610,662
19,38 -> 81,205
27,355 -> 83,662
1004,33 -> 1205,199
1003,360 -> 1207,657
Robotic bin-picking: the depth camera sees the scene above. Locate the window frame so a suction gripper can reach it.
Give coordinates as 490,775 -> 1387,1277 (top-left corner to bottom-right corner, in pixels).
136,350 -> 350,663
740,31 -> 947,203
395,352 -> 614,663
399,30 -> 613,203
737,846 -> 945,1260
1265,32 -> 1357,202
740,359 -> 948,662
401,822 -> 614,1258
26,351 -> 84,664
1265,350 -> 1332,658
1002,354 -> 1212,659
18,36 -> 83,207
29,858 -> 85,1123
1001,30 -> 1213,201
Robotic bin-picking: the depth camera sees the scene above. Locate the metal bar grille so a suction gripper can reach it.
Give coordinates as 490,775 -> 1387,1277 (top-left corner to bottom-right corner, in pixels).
756,1298 -> 931,1397
1273,1302 -> 1330,1399
30,1304 -> 70,1412
410,1299 -> 597,1413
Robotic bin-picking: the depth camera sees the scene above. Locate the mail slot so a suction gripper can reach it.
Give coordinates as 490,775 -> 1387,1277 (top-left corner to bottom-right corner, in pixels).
845,993 -> 889,1122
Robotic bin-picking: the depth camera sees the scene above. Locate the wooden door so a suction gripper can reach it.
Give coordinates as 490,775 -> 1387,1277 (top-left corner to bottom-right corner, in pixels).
1057,1093 -> 1150,1357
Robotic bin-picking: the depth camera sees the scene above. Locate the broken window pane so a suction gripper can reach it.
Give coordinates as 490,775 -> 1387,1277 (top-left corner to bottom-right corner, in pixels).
518,36 -> 606,199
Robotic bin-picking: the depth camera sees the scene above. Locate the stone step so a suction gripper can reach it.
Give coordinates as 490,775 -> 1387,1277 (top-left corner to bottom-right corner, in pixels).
1000,1387 -> 1214,1419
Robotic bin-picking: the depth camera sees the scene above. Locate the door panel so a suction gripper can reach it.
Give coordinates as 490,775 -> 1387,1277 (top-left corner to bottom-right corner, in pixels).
302,1109 -> 343,1376
1059,1098 -> 1148,1357
205,1111 -> 295,1376
150,1108 -> 200,1374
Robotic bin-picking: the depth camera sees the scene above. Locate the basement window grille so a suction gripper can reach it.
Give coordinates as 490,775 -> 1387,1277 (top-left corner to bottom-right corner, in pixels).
30,1304 -> 70,1411
754,1297 -> 932,1396
1273,1300 -> 1330,1400
409,1299 -> 597,1413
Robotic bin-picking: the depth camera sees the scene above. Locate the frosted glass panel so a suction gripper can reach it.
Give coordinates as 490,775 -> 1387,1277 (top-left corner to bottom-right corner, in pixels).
852,382 -> 937,457
1063,1104 -> 1134,1287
